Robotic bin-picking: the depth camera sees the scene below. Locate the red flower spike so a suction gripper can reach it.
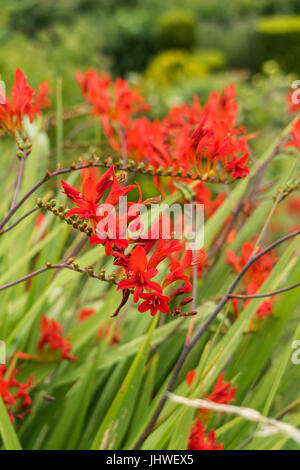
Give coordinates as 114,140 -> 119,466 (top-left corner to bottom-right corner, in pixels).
0,68 -> 46,133
226,238 -> 277,323
0,362 -> 33,423
61,165 -> 115,227
188,420 -> 223,451
37,316 -> 77,362
204,372 -> 236,407
117,246 -> 162,302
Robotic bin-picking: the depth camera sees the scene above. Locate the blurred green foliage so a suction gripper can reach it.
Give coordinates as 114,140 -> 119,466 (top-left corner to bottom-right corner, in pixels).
157,9 -> 197,50
256,15 -> 300,74
2,0 -> 300,81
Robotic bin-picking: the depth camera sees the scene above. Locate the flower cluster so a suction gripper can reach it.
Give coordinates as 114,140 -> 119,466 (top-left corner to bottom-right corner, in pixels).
188,420 -> 222,451
17,316 -> 77,363
186,370 -> 236,450
61,165 -> 204,317
0,363 -> 33,423
0,69 -> 50,135
226,239 -> 278,329
76,70 -> 149,153
77,70 -> 254,182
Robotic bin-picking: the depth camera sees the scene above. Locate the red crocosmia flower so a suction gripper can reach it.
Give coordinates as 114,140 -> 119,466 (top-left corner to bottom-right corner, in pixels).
79,307 -> 96,322
287,195 -> 300,216
287,90 -> 300,114
0,69 -> 42,133
90,232 -> 129,256
226,240 -> 277,291
224,153 -> 250,179
77,70 -> 150,152
97,322 -> 121,345
163,251 -> 193,296
117,246 -> 162,302
37,316 -> 77,362
127,82 -> 253,183
61,165 -> 114,230
204,372 -> 236,406
188,420 -> 223,451
112,251 -> 130,269
0,363 -> 33,423
227,239 -> 278,325
285,118 -> 300,152
256,299 -> 274,319
138,292 -> 170,316
147,239 -> 182,270
186,370 -> 196,387
35,81 -> 51,110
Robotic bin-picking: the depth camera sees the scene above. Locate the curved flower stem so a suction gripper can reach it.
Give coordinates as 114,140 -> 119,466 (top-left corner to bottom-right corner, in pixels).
0,160 -> 231,231
0,174 -> 48,230
229,281 -> 300,299
0,207 -> 39,235
0,262 -> 117,292
133,228 -> 300,449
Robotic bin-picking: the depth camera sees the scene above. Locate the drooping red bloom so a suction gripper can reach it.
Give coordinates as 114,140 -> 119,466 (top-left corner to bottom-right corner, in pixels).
79,307 -> 96,322
138,292 -> 170,316
226,240 -> 277,294
204,372 -> 236,406
37,316 -> 77,362
0,69 -> 47,133
162,250 -> 193,297
117,246 -> 162,302
226,239 -> 278,324
61,165 -> 114,228
188,420 -> 223,451
0,363 -> 33,423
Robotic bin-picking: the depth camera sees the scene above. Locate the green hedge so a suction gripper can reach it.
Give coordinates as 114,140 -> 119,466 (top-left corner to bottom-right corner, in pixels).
256,15 -> 300,73
157,9 -> 197,50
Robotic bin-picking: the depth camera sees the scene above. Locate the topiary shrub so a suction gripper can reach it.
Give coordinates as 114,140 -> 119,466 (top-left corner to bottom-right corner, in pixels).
145,50 -> 208,87
156,9 -> 197,50
256,15 -> 300,74
194,49 -> 227,71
